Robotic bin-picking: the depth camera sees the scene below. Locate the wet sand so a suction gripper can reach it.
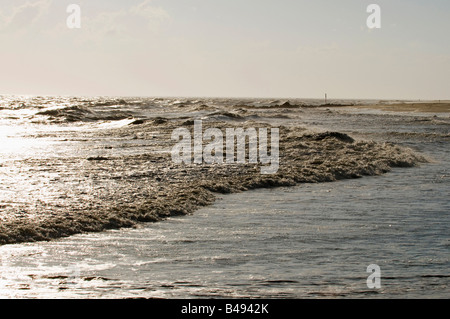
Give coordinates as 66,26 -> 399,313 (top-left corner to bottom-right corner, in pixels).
350,102 -> 450,113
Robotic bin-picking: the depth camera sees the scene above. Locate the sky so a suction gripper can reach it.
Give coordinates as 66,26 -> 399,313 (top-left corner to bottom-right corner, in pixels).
0,0 -> 449,99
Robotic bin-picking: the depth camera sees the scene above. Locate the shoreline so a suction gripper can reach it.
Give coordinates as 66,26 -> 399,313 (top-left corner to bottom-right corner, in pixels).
347,102 -> 450,113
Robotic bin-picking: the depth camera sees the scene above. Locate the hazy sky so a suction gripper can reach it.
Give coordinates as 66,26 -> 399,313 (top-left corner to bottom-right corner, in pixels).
0,0 -> 449,99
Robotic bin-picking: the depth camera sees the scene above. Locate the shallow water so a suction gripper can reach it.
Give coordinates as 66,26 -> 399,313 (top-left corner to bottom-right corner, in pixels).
0,97 -> 449,298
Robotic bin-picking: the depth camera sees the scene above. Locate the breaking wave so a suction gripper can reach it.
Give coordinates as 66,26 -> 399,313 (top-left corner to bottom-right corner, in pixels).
35,105 -> 136,123
2,95 -> 446,245
0,117 -> 428,245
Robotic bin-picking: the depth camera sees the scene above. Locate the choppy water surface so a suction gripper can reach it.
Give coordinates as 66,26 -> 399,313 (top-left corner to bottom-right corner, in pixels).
0,96 -> 448,298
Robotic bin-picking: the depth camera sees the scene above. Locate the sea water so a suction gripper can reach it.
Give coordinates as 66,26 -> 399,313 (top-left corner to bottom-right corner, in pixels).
0,97 -> 448,298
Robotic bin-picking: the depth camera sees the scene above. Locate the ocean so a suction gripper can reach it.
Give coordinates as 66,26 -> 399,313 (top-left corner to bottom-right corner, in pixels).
0,96 -> 448,298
